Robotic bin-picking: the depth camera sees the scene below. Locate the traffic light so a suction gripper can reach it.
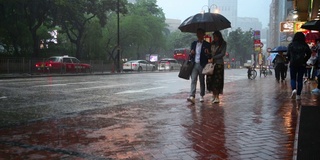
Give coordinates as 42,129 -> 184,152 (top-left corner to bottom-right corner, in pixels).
232,58 -> 235,62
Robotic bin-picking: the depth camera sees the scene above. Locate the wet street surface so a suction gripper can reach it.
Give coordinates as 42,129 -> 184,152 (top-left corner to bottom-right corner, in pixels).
0,69 -> 319,159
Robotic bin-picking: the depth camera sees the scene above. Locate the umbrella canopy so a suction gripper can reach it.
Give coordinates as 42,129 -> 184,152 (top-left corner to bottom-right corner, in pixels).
270,46 -> 287,53
267,53 -> 277,62
305,32 -> 320,42
178,12 -> 231,33
301,20 -> 320,31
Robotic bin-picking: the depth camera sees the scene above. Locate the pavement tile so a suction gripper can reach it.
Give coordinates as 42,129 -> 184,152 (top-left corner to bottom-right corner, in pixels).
0,76 -> 320,159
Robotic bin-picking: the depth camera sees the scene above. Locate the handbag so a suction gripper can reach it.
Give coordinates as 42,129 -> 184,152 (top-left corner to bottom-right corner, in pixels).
202,63 -> 215,75
178,60 -> 194,80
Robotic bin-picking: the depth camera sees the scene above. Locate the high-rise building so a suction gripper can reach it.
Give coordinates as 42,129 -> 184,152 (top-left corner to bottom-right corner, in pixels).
165,19 -> 181,32
268,0 -> 293,49
208,0 -> 238,30
237,17 -> 262,31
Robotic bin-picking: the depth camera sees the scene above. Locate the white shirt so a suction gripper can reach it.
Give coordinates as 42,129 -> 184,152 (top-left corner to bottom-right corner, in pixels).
195,41 -> 202,63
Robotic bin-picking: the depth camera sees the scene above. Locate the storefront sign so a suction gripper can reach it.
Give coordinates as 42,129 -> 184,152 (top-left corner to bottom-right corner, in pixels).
294,21 -> 306,32
280,21 -> 294,32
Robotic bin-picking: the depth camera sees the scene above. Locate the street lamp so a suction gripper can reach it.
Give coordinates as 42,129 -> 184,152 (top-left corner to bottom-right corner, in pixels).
202,4 -> 219,13
286,10 -> 298,21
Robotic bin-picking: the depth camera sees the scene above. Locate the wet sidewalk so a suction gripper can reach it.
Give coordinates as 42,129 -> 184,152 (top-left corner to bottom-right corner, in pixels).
0,75 -> 319,160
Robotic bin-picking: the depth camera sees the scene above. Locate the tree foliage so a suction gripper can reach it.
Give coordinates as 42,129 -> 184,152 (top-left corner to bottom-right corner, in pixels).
226,28 -> 254,64
0,0 -> 169,66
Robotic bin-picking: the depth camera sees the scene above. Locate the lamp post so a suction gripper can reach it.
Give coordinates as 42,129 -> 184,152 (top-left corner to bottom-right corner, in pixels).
117,0 -> 121,73
202,4 -> 219,13
286,10 -> 298,21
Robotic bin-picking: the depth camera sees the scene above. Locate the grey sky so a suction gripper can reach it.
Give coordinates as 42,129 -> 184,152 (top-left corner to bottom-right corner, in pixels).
156,0 -> 272,28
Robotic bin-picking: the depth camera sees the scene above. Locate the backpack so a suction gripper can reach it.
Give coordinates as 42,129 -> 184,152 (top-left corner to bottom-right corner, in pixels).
274,55 -> 286,64
289,42 -> 308,67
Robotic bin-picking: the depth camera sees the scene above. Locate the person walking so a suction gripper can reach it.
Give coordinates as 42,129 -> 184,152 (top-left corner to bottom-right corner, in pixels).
311,52 -> 320,94
305,46 -> 318,83
187,28 -> 211,104
272,51 -> 288,82
206,31 -> 227,103
287,32 -> 311,100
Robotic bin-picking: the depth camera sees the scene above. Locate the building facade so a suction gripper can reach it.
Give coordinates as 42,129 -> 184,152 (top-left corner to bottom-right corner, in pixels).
268,0 -> 293,49
237,17 -> 262,31
208,0 -> 238,30
165,19 -> 181,32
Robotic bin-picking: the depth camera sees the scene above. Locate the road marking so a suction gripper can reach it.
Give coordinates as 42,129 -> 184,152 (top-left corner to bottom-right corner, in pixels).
154,79 -> 177,83
74,83 -> 136,91
115,87 -> 166,94
0,96 -> 7,99
33,84 -> 67,87
32,81 -> 103,88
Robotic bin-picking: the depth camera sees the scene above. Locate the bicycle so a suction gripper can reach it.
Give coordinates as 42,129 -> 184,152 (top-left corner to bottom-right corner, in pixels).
260,66 -> 268,77
247,66 -> 257,80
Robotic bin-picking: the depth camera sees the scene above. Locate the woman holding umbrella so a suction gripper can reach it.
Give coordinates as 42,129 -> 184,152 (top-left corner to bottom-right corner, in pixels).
207,31 -> 227,103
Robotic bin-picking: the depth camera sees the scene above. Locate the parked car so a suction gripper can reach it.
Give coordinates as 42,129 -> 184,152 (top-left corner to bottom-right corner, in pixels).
158,58 -> 181,71
35,56 -> 91,73
122,60 -> 156,72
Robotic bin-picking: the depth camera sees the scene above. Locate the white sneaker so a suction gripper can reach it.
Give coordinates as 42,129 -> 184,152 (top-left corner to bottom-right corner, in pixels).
211,97 -> 215,102
200,96 -> 204,102
212,98 -> 220,103
187,96 -> 195,104
291,89 -> 297,99
296,95 -> 301,100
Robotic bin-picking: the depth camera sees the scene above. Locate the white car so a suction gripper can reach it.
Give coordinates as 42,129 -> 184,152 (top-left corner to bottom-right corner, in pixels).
158,58 -> 181,71
123,60 -> 156,72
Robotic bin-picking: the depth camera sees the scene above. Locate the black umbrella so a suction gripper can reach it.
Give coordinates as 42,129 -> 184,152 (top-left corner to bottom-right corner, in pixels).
301,20 -> 320,31
270,46 -> 287,53
178,12 -> 231,33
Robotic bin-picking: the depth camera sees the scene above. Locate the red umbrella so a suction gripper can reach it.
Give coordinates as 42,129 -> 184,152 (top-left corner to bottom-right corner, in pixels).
305,32 -> 320,43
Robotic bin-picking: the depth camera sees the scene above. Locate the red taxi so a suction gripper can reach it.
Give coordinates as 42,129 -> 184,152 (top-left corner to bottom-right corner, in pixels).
35,56 -> 91,73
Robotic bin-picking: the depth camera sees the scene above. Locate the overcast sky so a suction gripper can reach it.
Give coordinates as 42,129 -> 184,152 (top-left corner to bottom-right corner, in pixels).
156,0 -> 272,28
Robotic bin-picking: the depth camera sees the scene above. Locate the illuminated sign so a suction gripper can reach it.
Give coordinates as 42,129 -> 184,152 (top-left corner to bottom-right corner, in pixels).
280,21 -> 294,32
294,21 -> 307,32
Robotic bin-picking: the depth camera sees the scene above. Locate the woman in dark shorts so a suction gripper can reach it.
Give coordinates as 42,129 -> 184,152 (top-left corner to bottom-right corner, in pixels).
207,31 -> 227,103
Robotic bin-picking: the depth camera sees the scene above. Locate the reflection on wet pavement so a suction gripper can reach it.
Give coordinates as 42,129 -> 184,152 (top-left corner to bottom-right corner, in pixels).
0,76 -> 319,159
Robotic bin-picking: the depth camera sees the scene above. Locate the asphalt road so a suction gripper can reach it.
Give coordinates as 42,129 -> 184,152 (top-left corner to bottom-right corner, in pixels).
0,69 -> 248,127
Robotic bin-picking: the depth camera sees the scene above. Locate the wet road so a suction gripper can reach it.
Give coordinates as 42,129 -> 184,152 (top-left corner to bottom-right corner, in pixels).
0,70 -> 247,127
1,69 -> 319,159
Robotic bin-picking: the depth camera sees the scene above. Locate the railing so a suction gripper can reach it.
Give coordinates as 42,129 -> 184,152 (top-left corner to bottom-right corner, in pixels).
0,58 -> 113,74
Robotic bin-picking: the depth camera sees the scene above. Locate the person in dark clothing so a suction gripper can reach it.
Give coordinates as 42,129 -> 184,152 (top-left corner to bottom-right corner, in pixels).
311,49 -> 320,94
287,32 -> 312,100
272,51 -> 288,82
187,28 -> 212,104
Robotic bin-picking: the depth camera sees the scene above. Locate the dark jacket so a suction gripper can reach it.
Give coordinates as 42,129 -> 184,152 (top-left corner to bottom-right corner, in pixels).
287,41 -> 311,67
189,40 -> 211,68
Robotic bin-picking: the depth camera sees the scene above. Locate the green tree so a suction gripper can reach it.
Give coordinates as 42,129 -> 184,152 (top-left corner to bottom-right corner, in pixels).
226,28 -> 254,64
0,0 -> 32,56
103,0 -> 167,63
53,0 -> 127,59
166,31 -> 194,49
23,0 -> 54,57
0,0 -> 66,57
82,17 -> 105,60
